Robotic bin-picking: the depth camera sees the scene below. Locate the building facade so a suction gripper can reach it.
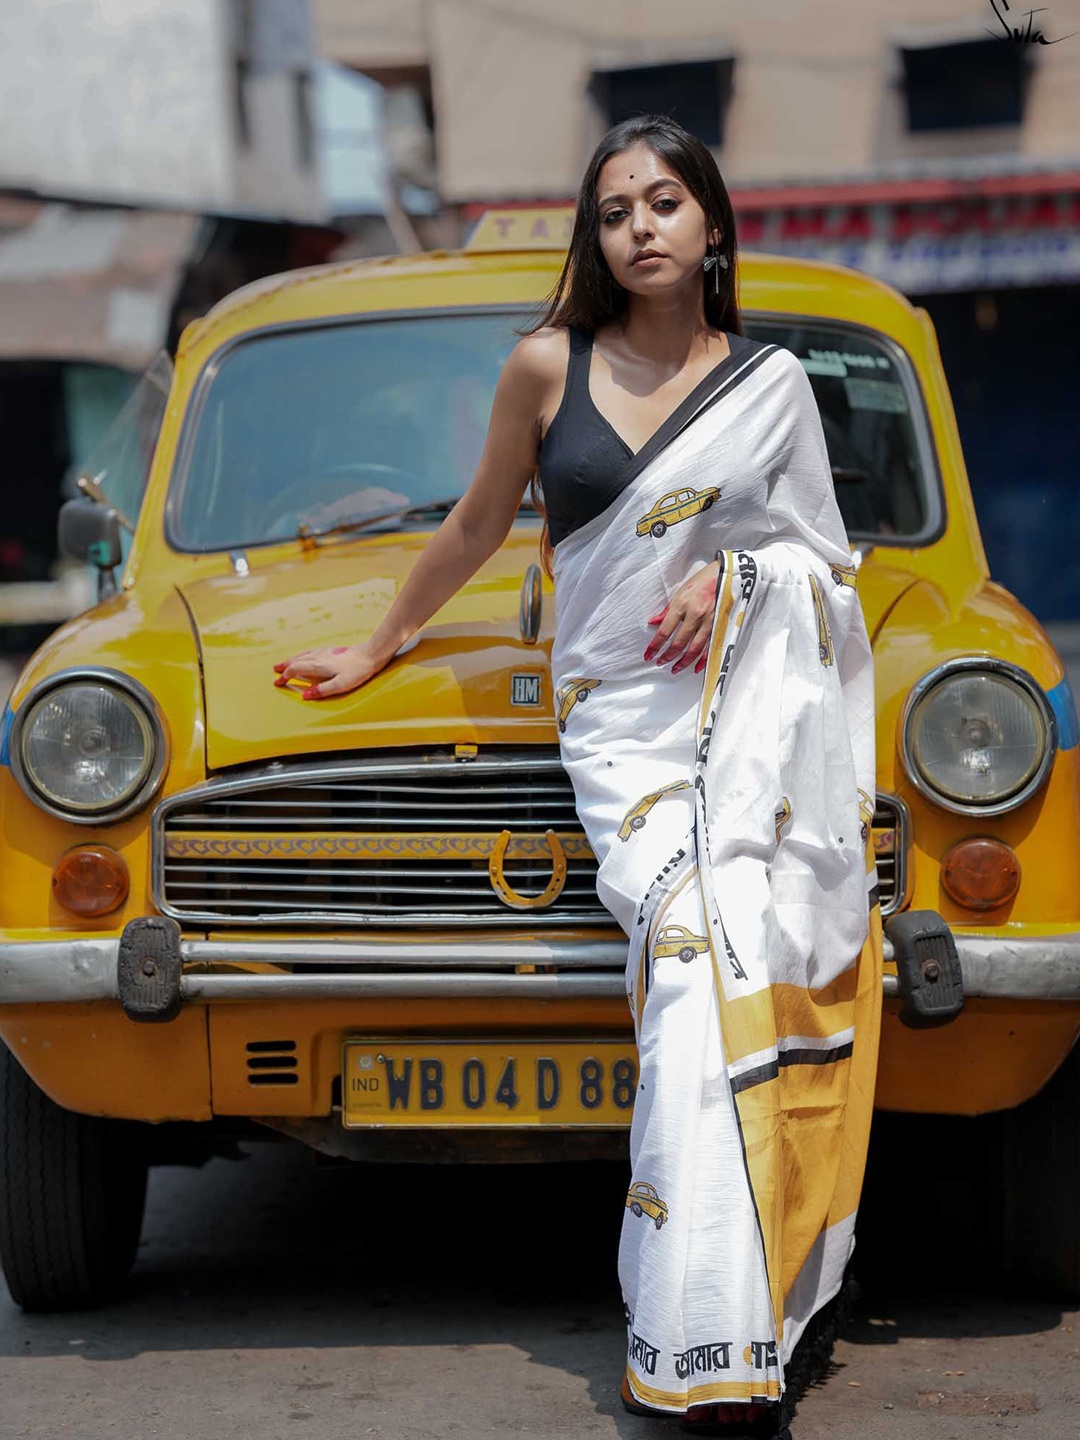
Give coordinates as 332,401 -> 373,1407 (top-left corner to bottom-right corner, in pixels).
0,0 -> 321,220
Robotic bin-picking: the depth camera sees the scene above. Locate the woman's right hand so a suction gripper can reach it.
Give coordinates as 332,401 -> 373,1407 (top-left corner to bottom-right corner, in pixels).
272,641 -> 392,700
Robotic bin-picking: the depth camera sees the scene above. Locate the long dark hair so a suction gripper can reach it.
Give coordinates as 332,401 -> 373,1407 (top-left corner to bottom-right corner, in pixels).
518,115 -> 744,575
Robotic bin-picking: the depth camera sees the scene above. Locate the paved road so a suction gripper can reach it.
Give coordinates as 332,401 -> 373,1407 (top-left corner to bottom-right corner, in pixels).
1,1117 -> 1078,1440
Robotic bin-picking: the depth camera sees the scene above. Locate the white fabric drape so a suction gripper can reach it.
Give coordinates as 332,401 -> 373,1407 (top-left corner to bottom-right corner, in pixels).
550,338 -> 882,1411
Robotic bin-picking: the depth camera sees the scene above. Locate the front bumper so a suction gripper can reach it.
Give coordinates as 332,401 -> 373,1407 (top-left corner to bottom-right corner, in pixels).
4,924 -> 1080,1007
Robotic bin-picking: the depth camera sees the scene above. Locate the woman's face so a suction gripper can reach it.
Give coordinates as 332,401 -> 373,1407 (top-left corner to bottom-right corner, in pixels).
595,141 -> 718,298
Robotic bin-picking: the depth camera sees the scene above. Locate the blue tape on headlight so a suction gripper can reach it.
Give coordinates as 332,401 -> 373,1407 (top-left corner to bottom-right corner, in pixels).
1046,675 -> 1079,751
0,702 -> 12,768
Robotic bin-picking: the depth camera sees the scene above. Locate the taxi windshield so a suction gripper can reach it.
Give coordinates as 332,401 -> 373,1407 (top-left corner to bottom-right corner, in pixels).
168,309 -> 937,552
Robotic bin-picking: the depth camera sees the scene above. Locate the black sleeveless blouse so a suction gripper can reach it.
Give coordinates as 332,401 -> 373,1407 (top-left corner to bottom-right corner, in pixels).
536,326 -> 754,548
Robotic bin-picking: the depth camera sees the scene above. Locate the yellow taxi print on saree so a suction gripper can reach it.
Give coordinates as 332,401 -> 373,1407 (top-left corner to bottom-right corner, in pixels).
556,677 -> 601,732
808,572 -> 835,667
636,485 -> 720,538
774,796 -> 792,844
626,1181 -> 670,1230
619,780 -> 692,841
830,560 -> 858,589
653,924 -> 710,963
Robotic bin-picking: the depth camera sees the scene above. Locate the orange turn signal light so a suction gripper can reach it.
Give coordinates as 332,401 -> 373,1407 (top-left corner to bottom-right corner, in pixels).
941,836 -> 1020,911
52,845 -> 130,917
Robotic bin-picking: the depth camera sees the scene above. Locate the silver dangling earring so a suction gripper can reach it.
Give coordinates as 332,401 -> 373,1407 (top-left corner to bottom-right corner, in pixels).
703,244 -> 728,295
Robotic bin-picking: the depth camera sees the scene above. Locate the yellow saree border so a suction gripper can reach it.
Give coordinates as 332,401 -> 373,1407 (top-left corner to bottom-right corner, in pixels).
626,1366 -> 783,1408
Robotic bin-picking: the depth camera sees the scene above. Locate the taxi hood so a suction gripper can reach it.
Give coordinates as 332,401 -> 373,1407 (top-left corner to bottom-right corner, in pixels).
175,535 -> 919,772
177,533 -> 557,770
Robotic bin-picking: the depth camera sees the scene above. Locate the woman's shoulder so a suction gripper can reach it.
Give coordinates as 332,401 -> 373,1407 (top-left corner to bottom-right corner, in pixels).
760,341 -> 805,376
502,325 -> 574,392
752,341 -> 814,401
512,324 -> 574,362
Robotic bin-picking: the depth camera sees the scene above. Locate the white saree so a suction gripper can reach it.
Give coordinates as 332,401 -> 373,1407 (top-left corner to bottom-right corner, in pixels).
549,334 -> 883,1412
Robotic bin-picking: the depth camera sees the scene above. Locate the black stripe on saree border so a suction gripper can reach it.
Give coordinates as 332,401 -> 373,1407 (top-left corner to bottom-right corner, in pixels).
729,1039 -> 856,1096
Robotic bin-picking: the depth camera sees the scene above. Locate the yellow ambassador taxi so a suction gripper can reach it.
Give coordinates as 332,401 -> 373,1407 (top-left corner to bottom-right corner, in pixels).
2,206 -> 1080,1310
635,485 -> 721,537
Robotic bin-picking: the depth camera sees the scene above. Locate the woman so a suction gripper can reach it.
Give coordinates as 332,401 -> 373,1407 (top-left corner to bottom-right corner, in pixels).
273,116 -> 882,1438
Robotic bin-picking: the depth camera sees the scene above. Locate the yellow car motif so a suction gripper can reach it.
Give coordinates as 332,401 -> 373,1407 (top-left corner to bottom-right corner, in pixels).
808,572 -> 834,667
556,677 -> 601,732
626,1181 -> 669,1229
619,780 -> 692,841
829,561 -> 858,589
774,797 -> 792,844
636,486 -> 720,538
653,924 -> 710,963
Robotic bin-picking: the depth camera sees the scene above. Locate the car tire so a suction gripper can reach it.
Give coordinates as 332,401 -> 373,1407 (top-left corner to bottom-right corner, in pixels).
995,1037 -> 1080,1298
576,689 -> 590,702
631,816 -> 646,831
679,947 -> 695,963
654,1216 -> 663,1230
0,1044 -> 149,1312
650,521 -> 667,538
702,496 -> 715,511
631,1202 -> 643,1217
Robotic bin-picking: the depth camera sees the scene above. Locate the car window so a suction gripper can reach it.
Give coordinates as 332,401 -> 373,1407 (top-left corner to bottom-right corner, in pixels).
169,309 -> 938,552
746,319 -> 937,540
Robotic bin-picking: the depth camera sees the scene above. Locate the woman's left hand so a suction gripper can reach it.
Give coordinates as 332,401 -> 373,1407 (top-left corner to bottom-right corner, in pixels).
643,559 -> 722,674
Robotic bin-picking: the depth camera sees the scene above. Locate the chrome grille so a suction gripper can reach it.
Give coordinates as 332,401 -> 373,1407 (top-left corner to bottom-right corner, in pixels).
154,751 -> 908,928
872,794 -> 908,917
154,752 -> 608,928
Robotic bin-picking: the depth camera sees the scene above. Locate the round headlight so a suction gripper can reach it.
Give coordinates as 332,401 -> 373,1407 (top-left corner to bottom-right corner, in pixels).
11,670 -> 167,823
901,660 -> 1055,815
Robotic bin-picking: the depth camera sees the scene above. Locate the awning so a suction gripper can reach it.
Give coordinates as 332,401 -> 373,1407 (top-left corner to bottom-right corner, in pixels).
461,168 -> 1080,293
731,169 -> 1080,293
0,199 -> 198,369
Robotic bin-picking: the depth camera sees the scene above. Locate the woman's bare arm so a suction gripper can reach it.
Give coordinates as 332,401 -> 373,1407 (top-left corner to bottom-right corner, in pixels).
273,328 -> 564,699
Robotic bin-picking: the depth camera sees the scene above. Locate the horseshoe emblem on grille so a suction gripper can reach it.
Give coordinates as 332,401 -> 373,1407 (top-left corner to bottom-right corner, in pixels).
488,828 -> 567,909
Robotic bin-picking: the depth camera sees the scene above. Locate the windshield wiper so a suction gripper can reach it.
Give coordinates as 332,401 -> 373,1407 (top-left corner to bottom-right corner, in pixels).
295,495 -> 540,545
296,498 -> 462,544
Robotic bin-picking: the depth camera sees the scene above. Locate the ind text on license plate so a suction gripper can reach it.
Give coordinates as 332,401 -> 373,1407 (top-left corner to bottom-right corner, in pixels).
342,1040 -> 637,1129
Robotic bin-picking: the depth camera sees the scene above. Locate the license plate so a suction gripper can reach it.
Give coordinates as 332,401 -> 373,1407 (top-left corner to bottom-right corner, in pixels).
342,1040 -> 638,1129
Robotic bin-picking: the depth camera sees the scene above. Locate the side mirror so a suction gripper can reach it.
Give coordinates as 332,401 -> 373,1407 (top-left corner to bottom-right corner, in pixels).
58,498 -> 122,570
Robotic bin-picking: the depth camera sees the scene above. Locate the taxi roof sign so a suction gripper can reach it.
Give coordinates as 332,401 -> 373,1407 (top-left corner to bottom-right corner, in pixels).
464,207 -> 576,252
